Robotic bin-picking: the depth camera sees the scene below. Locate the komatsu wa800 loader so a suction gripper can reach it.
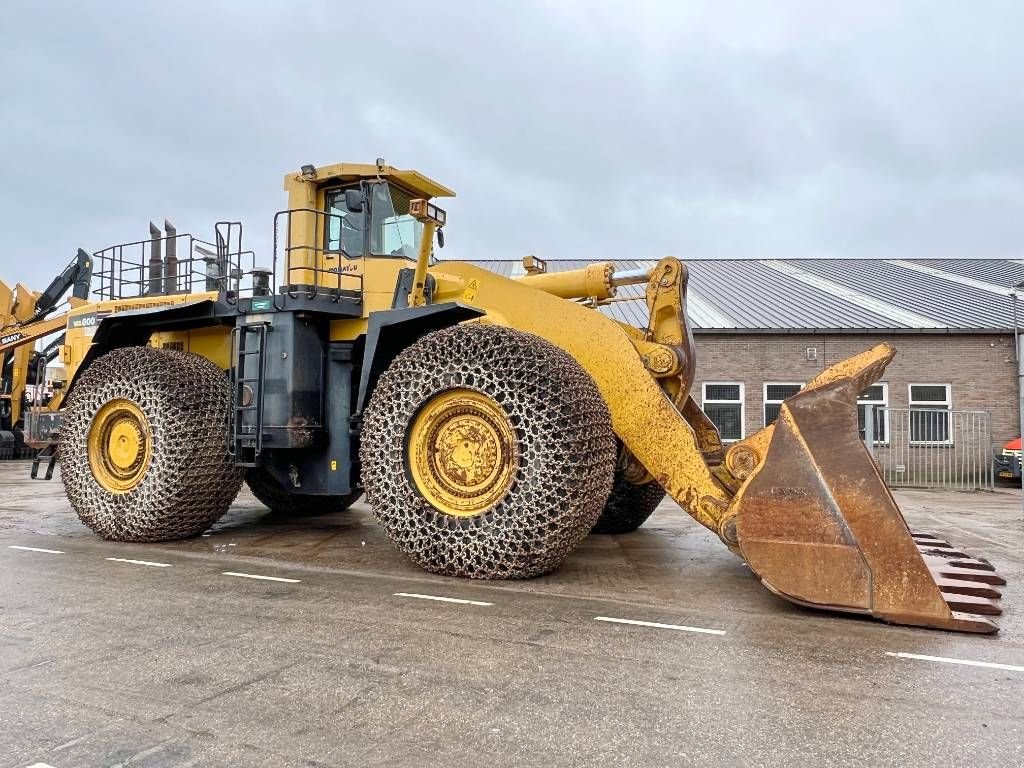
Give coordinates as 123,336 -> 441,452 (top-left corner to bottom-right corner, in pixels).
13,161 -> 1004,633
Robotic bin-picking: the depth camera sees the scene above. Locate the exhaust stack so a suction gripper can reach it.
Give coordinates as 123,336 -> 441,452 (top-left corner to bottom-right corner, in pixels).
148,222 -> 163,295
164,219 -> 178,294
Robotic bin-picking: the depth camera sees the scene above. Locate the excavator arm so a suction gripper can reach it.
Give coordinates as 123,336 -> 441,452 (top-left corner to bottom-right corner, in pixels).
429,258 -> 1004,634
24,249 -> 93,323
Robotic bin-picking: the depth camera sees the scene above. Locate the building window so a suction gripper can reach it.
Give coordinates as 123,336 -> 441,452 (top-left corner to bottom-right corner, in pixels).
857,383 -> 888,444
763,383 -> 803,427
703,383 -> 744,441
908,384 -> 952,444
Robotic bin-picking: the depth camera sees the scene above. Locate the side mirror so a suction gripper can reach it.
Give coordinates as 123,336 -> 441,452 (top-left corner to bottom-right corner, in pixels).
344,189 -> 366,213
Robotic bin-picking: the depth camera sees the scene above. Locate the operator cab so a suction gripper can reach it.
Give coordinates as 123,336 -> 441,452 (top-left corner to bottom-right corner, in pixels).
279,161 -> 454,302
324,181 -> 426,260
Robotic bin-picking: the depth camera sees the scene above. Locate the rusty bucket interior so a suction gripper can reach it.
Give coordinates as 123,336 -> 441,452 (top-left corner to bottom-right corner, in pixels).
730,344 -> 1004,634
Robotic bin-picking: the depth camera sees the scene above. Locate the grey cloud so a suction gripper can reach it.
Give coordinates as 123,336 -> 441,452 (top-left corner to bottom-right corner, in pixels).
1,0 -> 1022,291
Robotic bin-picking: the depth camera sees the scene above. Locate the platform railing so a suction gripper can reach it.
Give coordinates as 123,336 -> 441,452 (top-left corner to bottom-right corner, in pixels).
92,227 -> 260,304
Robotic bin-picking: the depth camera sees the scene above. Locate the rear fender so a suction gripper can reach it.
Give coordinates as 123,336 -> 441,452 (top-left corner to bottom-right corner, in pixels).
66,299 -> 224,397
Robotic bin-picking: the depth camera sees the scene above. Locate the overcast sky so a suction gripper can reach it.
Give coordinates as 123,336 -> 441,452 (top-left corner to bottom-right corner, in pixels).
1,1 -> 1022,291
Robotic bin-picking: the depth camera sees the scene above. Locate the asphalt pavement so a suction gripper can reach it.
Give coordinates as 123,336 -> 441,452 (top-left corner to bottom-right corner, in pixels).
1,461 -> 1022,767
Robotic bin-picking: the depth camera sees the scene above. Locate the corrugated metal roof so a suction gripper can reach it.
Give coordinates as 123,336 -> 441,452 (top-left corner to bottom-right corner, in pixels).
906,258 -> 1024,288
447,258 -> 1020,332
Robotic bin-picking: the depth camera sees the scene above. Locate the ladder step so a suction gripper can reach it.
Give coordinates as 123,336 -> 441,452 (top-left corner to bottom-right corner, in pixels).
231,323 -> 268,465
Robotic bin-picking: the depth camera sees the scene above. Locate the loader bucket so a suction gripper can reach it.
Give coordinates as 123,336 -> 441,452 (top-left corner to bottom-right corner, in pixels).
730,345 -> 1004,634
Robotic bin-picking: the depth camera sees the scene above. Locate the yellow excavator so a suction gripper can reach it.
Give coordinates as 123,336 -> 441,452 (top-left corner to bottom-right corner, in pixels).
15,161 -> 1005,633
0,250 -> 92,458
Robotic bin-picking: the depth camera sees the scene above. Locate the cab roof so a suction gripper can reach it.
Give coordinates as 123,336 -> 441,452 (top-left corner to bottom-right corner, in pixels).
285,162 -> 455,199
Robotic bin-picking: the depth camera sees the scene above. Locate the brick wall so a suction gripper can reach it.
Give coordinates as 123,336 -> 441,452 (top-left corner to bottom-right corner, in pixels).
691,333 -> 1019,445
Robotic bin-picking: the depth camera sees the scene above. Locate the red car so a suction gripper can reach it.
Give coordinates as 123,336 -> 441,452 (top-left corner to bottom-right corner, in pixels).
994,437 -> 1021,483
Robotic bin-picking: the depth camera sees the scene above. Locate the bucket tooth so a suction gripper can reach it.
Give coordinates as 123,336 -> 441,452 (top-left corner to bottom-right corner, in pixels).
950,558 -> 998,573
928,565 -> 1007,586
921,549 -> 997,572
948,613 -> 999,633
923,555 -> 1006,585
913,536 -> 957,550
918,546 -> 970,559
941,592 -> 1002,616
933,577 -> 1002,599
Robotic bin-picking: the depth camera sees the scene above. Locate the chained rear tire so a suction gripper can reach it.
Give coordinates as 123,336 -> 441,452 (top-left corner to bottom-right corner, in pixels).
60,346 -> 243,541
360,323 -> 617,579
591,471 -> 666,534
246,468 -> 361,516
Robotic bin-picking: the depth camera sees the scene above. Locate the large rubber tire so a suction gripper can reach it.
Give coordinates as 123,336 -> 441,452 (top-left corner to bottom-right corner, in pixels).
360,323 -> 617,579
60,346 -> 243,541
246,468 -> 361,516
591,471 -> 666,534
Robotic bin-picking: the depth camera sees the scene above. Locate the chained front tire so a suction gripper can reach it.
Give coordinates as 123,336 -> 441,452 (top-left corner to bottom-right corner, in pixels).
60,347 -> 243,541
361,324 -> 617,579
246,468 -> 361,516
591,471 -> 665,534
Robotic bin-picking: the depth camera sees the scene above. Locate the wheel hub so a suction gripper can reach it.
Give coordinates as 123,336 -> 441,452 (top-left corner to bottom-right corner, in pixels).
88,398 -> 152,493
408,389 -> 517,516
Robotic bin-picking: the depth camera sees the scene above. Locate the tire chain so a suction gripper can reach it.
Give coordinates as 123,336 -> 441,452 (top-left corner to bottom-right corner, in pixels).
360,323 -> 617,579
591,470 -> 666,534
60,346 -> 243,541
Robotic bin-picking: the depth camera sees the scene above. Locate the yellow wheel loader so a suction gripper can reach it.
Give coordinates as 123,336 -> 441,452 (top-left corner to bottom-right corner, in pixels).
19,161 -> 1004,633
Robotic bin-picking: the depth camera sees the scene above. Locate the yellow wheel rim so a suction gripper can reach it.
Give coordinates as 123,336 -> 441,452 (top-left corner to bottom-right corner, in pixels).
408,389 -> 518,517
87,398 -> 152,493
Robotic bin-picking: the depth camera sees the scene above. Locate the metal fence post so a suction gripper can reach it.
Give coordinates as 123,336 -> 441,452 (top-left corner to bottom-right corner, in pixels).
864,404 -> 874,457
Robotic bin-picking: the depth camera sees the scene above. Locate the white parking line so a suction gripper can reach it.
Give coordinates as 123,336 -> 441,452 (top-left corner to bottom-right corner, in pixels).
394,592 -> 493,606
106,557 -> 172,568
222,571 -> 301,583
9,545 -> 63,554
594,616 -> 726,636
886,651 -> 1024,673
26,763 -> 59,767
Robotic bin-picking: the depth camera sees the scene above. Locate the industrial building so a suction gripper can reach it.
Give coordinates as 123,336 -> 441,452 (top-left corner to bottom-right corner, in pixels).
469,257 -> 1022,486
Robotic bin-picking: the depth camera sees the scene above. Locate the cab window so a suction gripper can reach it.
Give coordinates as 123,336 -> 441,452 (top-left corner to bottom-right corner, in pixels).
369,182 -> 423,259
324,187 -> 366,256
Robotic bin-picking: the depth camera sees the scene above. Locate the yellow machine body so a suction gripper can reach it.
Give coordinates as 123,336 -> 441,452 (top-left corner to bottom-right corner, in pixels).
59,292 -> 224,388
11,160 -> 1003,634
